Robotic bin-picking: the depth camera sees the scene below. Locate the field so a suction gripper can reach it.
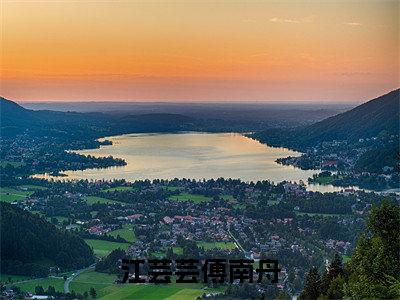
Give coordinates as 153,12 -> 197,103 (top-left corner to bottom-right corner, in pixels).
84,196 -> 124,205
0,187 -> 33,203
70,270 -> 224,300
172,246 -> 183,255
163,186 -> 181,191
169,193 -> 211,203
0,274 -> 32,283
11,277 -> 65,293
197,241 -> 237,250
70,270 -> 117,297
313,175 -> 334,185
220,194 -> 235,201
342,255 -> 351,263
109,224 -> 136,243
17,185 -> 48,190
102,186 -> 136,192
84,239 -> 130,257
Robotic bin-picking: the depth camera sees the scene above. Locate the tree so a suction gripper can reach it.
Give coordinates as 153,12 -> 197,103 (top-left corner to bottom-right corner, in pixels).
299,267 -> 321,300
346,200 -> 400,298
320,253 -> 344,295
83,291 -> 89,300
35,285 -> 45,295
46,285 -> 56,296
275,291 -> 291,300
89,287 -> 97,299
325,275 -> 345,299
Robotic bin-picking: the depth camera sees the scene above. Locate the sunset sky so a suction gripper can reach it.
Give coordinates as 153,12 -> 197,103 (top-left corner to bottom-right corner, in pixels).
1,0 -> 398,102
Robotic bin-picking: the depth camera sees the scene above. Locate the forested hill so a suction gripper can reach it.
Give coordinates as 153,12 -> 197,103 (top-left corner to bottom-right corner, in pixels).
253,89 -> 399,149
0,202 -> 94,277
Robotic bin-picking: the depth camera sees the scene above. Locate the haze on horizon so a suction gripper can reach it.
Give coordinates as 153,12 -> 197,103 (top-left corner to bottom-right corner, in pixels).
1,0 -> 398,102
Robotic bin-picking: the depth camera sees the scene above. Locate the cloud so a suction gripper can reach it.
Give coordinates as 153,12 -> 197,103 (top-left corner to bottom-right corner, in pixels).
343,22 -> 363,26
269,15 -> 314,24
242,18 -> 256,23
269,17 -> 299,23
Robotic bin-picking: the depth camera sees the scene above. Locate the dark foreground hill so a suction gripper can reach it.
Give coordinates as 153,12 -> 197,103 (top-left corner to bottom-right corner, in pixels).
0,202 -> 94,277
253,89 -> 400,149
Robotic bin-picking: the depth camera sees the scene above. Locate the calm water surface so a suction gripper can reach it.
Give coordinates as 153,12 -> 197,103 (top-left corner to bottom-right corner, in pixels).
35,133 -> 346,193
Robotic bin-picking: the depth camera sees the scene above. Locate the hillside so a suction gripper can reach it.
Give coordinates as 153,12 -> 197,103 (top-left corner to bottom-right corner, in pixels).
253,89 -> 400,149
0,202 -> 94,277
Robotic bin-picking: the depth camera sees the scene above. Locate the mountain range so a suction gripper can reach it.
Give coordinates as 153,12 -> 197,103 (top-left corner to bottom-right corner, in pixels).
253,89 -> 399,149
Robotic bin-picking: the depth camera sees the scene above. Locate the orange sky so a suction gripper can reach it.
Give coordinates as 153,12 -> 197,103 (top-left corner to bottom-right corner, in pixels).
1,0 -> 399,102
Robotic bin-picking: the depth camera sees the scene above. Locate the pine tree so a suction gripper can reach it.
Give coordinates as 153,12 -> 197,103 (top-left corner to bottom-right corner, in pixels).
299,267 -> 321,300
346,200 -> 400,298
321,252 -> 344,295
89,287 -> 97,299
34,285 -> 45,295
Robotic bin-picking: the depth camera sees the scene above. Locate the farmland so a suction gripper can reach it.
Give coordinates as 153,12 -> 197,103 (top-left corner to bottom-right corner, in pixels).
84,239 -> 130,257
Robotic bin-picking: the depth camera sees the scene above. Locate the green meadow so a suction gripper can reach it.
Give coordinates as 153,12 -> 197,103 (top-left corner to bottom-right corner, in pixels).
0,274 -> 32,283
163,186 -> 181,191
169,193 -> 211,203
84,239 -> 130,257
0,187 -> 33,203
70,270 -> 117,297
197,241 -> 236,250
102,186 -> 136,192
84,196 -> 124,205
220,194 -> 235,201
11,277 -> 65,293
109,224 -> 136,243
17,185 -> 48,190
70,270 -> 224,300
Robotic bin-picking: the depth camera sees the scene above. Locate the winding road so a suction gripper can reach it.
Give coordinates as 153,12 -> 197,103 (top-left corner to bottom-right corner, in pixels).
64,263 -> 96,294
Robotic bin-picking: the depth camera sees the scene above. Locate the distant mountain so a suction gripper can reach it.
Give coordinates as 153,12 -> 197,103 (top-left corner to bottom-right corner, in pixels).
0,202 -> 94,277
0,97 -> 40,135
253,89 -> 400,148
117,113 -> 196,132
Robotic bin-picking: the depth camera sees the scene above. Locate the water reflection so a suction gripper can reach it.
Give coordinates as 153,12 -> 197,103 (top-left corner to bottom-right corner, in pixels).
33,133 -> 353,193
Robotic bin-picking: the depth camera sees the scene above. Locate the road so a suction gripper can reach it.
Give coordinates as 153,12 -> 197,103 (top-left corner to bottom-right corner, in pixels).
227,227 -> 245,252
64,263 -> 96,294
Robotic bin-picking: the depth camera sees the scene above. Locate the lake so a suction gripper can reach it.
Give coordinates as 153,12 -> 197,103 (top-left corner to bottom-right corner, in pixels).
34,132 -> 346,193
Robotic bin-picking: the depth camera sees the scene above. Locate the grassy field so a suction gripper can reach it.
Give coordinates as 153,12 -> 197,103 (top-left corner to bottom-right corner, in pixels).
99,284 -> 209,300
46,216 -> 69,224
197,241 -> 237,250
84,239 -> 129,257
0,274 -> 32,283
163,186 -> 181,191
342,255 -> 351,263
0,187 -> 33,203
71,270 -> 117,297
70,270 -> 223,300
17,185 -> 48,190
172,246 -> 183,255
109,224 -> 136,243
102,186 -> 136,192
220,194 -> 235,201
169,193 -> 211,203
84,196 -> 124,205
11,277 -> 65,293
313,175 -> 334,185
